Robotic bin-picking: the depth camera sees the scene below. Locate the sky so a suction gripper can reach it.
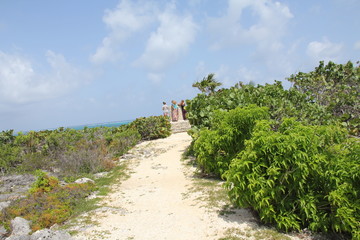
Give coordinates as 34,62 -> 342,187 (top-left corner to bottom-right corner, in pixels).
0,0 -> 359,132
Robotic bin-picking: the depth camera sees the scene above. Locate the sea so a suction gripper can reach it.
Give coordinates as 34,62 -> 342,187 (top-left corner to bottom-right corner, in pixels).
15,119 -> 134,134
66,119 -> 133,130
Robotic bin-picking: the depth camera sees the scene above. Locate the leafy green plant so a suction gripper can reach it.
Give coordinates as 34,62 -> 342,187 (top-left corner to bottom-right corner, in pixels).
192,73 -> 222,95
287,61 -> 360,136
0,130 -> 16,145
193,105 -> 269,176
2,184 -> 95,231
223,119 -> 360,238
106,128 -> 141,157
130,115 -> 171,140
0,124 -> 142,177
0,144 -> 21,174
186,81 -> 331,130
29,170 -> 59,193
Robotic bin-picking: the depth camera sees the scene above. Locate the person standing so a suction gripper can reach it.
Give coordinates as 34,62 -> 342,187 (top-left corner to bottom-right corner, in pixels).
179,100 -> 187,120
162,102 -> 169,118
171,100 -> 179,121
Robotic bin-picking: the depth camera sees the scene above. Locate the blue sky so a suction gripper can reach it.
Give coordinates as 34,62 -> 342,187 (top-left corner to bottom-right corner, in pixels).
0,0 -> 359,132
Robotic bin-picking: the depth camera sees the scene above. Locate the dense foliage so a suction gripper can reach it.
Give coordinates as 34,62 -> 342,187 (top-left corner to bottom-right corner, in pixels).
0,126 -> 140,177
193,105 -> 269,176
0,115 -> 171,177
287,61 -> 360,136
224,119 -> 359,238
187,61 -> 360,239
129,115 -> 171,140
186,81 -> 332,130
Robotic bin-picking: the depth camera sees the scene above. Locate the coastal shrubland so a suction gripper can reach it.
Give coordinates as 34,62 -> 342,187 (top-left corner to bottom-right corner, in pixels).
187,61 -> 359,239
0,115 -> 171,233
0,126 -> 140,177
0,115 -> 170,177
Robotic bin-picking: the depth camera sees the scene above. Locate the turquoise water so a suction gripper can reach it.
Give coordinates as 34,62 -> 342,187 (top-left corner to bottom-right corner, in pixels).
15,120 -> 134,134
65,120 -> 133,130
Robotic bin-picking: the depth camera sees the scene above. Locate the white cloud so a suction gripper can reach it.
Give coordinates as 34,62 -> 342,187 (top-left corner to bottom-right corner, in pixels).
215,64 -> 232,87
354,41 -> 360,50
214,65 -> 262,87
187,0 -> 205,7
207,0 -> 295,83
147,72 -> 164,84
92,1 -> 197,82
0,51 -> 89,104
306,38 -> 343,63
237,66 -> 261,84
195,61 -> 206,79
208,0 -> 293,50
135,2 -> 198,73
91,0 -> 155,64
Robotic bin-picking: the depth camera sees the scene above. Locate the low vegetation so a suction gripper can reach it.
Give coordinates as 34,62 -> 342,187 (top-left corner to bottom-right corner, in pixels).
0,170 -> 95,231
0,115 -> 170,177
129,115 -> 171,140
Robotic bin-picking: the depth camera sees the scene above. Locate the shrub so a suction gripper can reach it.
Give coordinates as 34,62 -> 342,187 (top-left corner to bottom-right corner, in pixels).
0,130 -> 21,174
0,115 -> 168,176
0,144 -> 21,174
224,119 -> 360,238
0,130 -> 16,145
1,172 -> 95,231
186,81 -> 332,130
193,105 -> 269,177
287,61 -> 360,136
29,170 -> 59,193
55,137 -> 109,176
130,115 -> 171,140
0,125 -> 142,177
106,128 -> 141,157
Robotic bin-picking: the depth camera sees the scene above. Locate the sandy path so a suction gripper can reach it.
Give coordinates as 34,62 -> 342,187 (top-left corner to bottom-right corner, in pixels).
72,132 -> 265,240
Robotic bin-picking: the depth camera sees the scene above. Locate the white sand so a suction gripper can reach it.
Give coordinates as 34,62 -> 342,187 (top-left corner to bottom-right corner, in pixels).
73,132 -> 300,240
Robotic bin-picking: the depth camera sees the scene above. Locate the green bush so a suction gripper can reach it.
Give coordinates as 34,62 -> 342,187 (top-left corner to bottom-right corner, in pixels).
130,115 -> 171,140
224,119 -> 360,238
193,105 -> 269,176
186,81 -> 331,130
107,128 -> 141,157
0,130 -> 16,145
0,116 -> 170,176
0,144 -> 21,174
287,61 -> 360,136
29,170 -> 59,193
1,172 -> 95,231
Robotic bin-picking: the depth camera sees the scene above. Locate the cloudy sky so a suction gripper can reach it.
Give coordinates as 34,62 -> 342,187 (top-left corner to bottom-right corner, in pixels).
0,0 -> 359,132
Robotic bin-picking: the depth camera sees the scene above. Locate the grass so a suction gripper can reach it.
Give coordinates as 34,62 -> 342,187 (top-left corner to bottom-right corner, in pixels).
219,227 -> 292,240
181,147 -> 299,240
57,160 -> 132,234
190,176 -> 229,209
94,164 -> 130,196
181,148 -> 230,210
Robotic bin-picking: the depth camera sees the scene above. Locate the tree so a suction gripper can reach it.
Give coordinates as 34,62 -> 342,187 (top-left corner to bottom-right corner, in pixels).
192,73 -> 222,95
287,61 -> 360,135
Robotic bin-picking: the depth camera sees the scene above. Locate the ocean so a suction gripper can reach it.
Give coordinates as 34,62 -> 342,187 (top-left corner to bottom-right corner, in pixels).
14,120 -> 134,134
64,119 -> 134,130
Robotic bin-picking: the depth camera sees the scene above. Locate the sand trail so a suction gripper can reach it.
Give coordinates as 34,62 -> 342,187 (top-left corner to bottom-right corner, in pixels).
72,132 -> 276,240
